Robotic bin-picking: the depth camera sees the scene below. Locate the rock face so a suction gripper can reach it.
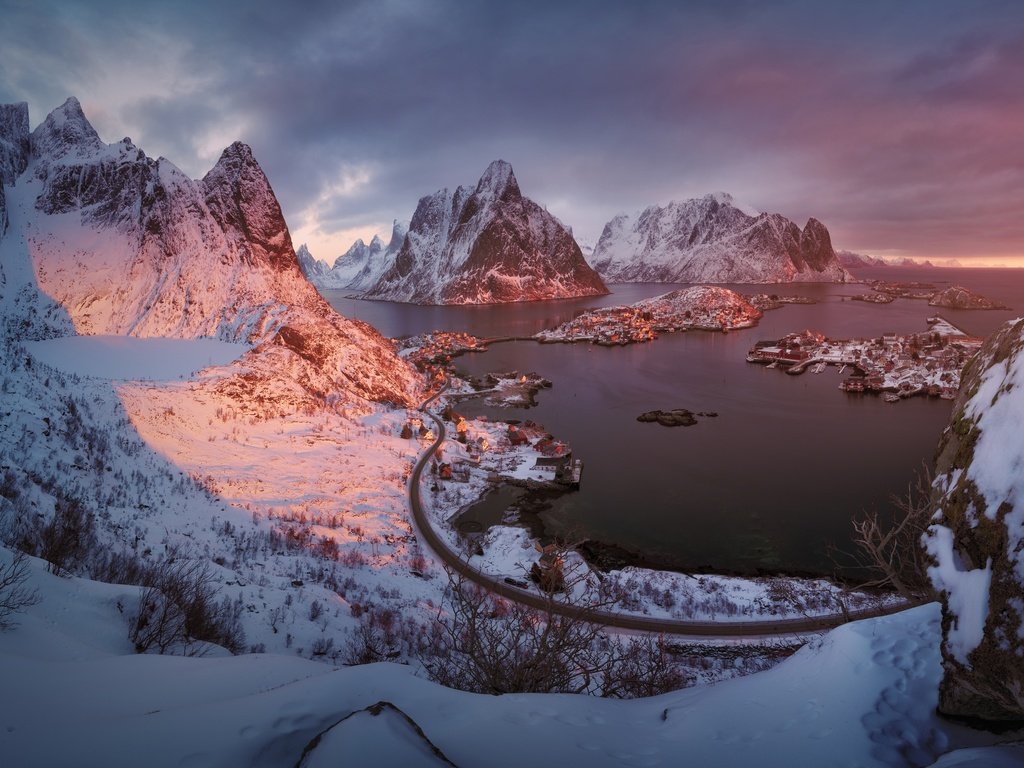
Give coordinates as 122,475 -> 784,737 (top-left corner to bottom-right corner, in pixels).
299,221 -> 407,292
926,318 -> 1024,722
0,102 -> 30,233
364,160 -> 608,304
928,285 -> 1008,311
590,193 -> 851,283
2,97 -> 419,409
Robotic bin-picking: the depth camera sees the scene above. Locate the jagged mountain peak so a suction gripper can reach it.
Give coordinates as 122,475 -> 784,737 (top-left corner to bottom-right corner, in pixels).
591,194 -> 850,284
30,96 -> 103,162
203,141 -> 262,185
702,191 -> 760,217
201,140 -> 295,271
364,161 -> 607,304
387,219 -> 407,247
475,159 -> 519,199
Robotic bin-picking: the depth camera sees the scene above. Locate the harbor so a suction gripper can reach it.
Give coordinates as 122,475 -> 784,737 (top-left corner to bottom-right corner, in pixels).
747,316 -> 984,401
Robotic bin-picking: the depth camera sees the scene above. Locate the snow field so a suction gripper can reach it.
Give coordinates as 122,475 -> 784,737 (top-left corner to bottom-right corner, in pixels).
1,565 -> 1011,768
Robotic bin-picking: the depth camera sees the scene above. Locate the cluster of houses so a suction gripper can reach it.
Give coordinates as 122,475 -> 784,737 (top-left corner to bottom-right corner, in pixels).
399,416 -> 434,442
411,409 -> 584,490
535,306 -> 657,346
747,318 -> 983,401
535,288 -> 763,347
396,331 -> 483,383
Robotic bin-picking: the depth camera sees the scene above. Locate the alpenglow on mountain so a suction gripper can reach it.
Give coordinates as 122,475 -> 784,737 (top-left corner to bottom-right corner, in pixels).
363,160 -> 608,304
0,97 -> 419,408
589,193 -> 850,284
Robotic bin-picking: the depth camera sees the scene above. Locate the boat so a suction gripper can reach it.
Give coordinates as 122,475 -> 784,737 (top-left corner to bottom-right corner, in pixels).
812,361 -> 827,374
883,392 -> 901,403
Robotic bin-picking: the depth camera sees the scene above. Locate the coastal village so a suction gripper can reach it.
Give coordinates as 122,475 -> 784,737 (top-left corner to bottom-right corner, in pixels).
746,316 -> 984,401
399,408 -> 583,492
395,330 -> 485,384
535,286 -> 763,345
399,403 -> 583,590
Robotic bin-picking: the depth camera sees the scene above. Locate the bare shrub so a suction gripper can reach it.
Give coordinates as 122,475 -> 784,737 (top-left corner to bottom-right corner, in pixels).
603,634 -> 690,698
343,606 -> 413,665
0,549 -> 40,630
129,557 -> 245,655
39,496 -> 96,576
845,465 -> 936,600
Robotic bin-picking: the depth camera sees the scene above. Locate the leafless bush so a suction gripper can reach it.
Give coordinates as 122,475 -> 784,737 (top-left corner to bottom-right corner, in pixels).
0,549 -> 40,630
39,496 -> 95,576
343,606 -> 423,665
398,544 -> 694,698
844,465 -> 936,600
309,599 -> 323,622
129,557 -> 245,655
603,634 -> 690,698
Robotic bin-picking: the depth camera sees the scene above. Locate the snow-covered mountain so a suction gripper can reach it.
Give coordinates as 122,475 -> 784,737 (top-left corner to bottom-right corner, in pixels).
837,250 -> 889,269
364,160 -> 608,304
295,243 -> 330,282
1,97 -> 419,409
590,193 -> 851,284
299,220 -> 408,292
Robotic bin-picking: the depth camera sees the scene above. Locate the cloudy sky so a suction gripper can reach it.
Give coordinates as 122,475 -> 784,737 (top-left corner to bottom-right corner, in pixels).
2,0 -> 1023,265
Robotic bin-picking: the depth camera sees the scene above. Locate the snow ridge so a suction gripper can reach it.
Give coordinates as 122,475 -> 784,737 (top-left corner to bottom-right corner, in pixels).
590,194 -> 851,284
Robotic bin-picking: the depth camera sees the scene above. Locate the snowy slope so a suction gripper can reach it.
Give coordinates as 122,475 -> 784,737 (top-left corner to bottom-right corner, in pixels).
0,99 -> 432,668
590,193 -> 851,284
364,160 -> 608,304
1,564 -> 1015,768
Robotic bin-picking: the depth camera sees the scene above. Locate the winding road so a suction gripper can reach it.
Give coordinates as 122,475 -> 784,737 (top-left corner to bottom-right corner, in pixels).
407,385 -> 924,640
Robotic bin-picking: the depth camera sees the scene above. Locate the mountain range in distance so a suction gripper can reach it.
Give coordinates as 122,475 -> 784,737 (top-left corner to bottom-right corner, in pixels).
837,250 -> 966,269
305,187 -> 860,305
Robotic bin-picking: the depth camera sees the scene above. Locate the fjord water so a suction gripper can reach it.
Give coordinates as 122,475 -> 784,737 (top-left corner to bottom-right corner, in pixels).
326,268 -> 1022,575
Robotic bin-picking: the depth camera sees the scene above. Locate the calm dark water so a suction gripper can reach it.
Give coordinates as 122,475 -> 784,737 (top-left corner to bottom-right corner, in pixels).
324,268 -> 1023,576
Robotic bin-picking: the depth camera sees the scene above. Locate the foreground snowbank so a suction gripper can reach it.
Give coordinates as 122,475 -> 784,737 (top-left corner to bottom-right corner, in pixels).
1,554 -> 1015,768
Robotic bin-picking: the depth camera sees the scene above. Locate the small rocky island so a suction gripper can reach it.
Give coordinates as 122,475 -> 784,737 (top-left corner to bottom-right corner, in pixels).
855,280 -> 1007,309
535,286 -> 762,346
928,285 -> 1008,310
744,293 -> 817,311
463,371 -> 553,408
636,408 -> 718,427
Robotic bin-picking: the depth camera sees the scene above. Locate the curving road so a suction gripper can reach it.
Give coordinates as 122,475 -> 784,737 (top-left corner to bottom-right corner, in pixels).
407,386 -> 925,640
